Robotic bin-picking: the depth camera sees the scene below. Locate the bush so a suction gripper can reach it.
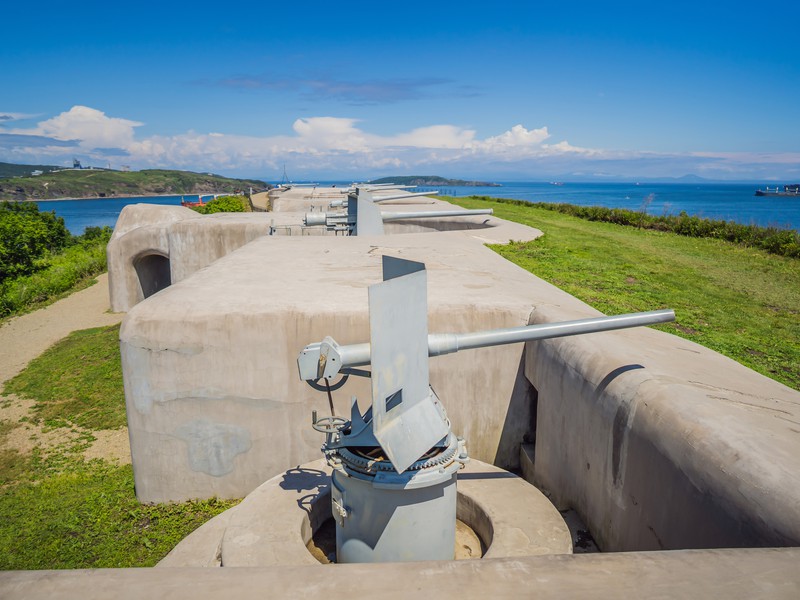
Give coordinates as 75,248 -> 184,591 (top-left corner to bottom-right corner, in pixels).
0,225 -> 111,319
0,202 -> 71,281
191,195 -> 249,214
467,197 -> 800,259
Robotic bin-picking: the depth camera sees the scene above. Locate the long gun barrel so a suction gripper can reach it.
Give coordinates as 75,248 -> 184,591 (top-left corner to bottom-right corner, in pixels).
329,190 -> 437,208
304,208 -> 493,228
373,191 -> 438,203
381,209 -> 492,222
298,309 -> 675,381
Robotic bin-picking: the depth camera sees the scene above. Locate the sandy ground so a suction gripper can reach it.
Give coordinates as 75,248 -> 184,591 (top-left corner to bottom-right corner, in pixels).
0,274 -> 131,465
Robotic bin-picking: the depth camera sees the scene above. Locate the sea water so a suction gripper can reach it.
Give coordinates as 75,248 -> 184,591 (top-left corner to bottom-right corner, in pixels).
419,182 -> 799,232
30,184 -> 800,235
34,195 -> 199,234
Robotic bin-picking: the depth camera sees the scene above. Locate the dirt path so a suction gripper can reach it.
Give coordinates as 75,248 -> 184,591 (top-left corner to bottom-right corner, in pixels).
0,274 -> 122,383
0,274 -> 130,464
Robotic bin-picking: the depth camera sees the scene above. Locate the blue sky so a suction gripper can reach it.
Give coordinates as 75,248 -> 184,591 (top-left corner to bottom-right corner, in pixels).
2,0 -> 799,181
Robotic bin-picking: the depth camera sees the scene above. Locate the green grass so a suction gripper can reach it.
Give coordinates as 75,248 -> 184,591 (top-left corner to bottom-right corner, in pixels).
0,240 -> 109,320
4,325 -> 125,430
447,196 -> 800,391
0,461 -> 234,569
0,324 -> 239,569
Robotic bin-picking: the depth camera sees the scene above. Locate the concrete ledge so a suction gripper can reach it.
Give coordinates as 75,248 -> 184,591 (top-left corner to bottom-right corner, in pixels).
159,458 -> 571,567
525,304 -> 800,551
6,548 -> 800,599
108,194 -> 540,311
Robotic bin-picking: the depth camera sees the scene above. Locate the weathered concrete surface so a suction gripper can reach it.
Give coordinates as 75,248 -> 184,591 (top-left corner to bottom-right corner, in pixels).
3,548 -> 799,599
269,185 -> 349,213
107,206 -> 274,311
107,204 -> 198,311
249,191 -> 270,211
107,191 -> 527,311
158,458 -> 571,567
120,227 -> 543,502
524,303 -> 800,551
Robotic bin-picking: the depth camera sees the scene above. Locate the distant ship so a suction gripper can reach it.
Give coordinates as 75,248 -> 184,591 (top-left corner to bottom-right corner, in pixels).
755,184 -> 800,197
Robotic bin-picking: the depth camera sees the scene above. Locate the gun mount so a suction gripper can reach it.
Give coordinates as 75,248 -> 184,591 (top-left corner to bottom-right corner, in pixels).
303,186 -> 491,235
297,255 -> 675,563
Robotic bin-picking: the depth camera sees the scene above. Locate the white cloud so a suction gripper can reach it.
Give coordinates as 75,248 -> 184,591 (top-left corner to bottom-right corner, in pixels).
3,106 -> 800,180
477,124 -> 550,151
292,117 -> 368,151
386,125 -> 477,149
9,106 -> 142,149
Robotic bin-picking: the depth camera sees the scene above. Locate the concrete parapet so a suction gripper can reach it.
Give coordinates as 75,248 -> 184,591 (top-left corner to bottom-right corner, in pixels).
108,206 -> 274,311
107,193 -> 531,312
3,548 -> 799,599
524,304 -> 800,551
159,458 -> 571,567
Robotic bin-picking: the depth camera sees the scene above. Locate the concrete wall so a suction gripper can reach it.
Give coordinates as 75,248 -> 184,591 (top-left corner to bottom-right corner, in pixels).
108,206 -> 274,311
525,303 -> 800,551
120,231 -> 543,502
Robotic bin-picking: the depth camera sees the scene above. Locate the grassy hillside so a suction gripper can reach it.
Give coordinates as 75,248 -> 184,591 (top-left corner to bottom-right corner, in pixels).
0,168 -> 268,201
0,324 -> 238,569
448,195 -> 800,391
0,162 -> 61,179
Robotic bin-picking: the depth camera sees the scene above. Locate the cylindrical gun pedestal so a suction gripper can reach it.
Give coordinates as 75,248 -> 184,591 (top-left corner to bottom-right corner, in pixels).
330,434 -> 465,563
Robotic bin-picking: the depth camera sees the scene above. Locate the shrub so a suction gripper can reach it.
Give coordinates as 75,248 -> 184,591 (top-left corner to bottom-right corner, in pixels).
0,201 -> 71,281
191,195 -> 249,214
467,197 -> 800,259
0,225 -> 111,319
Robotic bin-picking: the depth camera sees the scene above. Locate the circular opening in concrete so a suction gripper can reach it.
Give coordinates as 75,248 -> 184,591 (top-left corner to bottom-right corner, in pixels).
304,491 -> 492,564
133,253 -> 171,298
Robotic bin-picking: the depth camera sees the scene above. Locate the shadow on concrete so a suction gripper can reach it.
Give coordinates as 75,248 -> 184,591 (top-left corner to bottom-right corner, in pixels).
280,466 -> 330,516
134,253 -> 171,298
459,471 -> 517,480
494,349 -> 537,470
596,364 -> 645,399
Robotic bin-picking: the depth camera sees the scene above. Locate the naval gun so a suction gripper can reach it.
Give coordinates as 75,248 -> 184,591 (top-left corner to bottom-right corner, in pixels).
297,255 -> 675,563
304,186 -> 492,235
328,187 -> 437,208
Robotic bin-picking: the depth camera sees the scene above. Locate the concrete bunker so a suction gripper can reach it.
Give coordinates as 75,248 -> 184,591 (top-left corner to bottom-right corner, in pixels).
4,186 -> 799,595
133,252 -> 171,299
104,187 -> 800,592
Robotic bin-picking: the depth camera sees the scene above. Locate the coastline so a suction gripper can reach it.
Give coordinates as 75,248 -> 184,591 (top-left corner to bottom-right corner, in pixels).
21,193 -> 201,203
7,182 -> 799,233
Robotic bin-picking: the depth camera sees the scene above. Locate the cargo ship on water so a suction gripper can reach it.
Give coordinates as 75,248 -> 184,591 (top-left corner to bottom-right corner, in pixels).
755,184 -> 800,197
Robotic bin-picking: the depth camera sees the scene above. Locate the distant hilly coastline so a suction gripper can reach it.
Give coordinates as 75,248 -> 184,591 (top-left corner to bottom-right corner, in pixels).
369,175 -> 501,187
0,163 -> 268,201
0,162 -> 62,179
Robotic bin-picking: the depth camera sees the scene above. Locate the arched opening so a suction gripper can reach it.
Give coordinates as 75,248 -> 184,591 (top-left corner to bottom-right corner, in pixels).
134,253 -> 171,299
